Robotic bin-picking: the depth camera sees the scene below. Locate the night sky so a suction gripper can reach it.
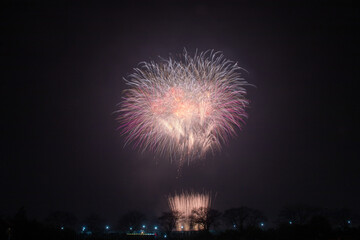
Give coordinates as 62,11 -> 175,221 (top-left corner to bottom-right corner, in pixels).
2,1 -> 359,224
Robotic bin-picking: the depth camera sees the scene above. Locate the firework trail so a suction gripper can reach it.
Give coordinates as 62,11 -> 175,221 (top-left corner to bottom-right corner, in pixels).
117,50 -> 249,163
168,191 -> 212,231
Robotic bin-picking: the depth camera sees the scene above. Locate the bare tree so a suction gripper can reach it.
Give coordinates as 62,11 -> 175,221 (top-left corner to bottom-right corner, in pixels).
190,207 -> 221,232
329,208 -> 359,229
45,211 -> 77,229
223,207 -> 267,230
158,211 -> 182,235
223,207 -> 251,231
247,209 -> 267,229
278,205 -> 321,225
118,210 -> 146,231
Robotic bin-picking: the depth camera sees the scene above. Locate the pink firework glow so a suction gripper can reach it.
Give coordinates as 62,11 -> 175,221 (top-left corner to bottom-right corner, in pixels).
117,50 -> 249,162
168,191 -> 212,231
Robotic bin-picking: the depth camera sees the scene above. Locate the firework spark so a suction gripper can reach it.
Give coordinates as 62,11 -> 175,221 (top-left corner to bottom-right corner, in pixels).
117,50 -> 249,162
168,191 -> 212,231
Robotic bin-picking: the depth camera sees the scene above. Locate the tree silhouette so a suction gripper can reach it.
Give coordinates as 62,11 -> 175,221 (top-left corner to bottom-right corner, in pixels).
329,208 -> 359,229
223,207 -> 251,231
247,209 -> 267,229
223,207 -> 267,231
118,210 -> 146,231
158,211 -> 182,235
278,205 -> 320,225
45,211 -> 77,229
190,207 -> 221,232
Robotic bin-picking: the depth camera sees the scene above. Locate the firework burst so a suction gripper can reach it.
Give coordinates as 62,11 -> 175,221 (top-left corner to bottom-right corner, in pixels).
168,191 -> 212,231
117,50 -> 249,162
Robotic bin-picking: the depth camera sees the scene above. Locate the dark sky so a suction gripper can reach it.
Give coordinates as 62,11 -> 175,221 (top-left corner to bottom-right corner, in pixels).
1,0 -> 359,225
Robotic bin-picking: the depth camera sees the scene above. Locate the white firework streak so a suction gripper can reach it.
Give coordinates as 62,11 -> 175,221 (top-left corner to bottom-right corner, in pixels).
168,191 -> 212,231
117,50 -> 249,162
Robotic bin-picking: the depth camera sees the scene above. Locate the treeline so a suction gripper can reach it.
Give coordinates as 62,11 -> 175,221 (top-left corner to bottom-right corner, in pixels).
0,205 -> 359,240
157,205 -> 359,239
